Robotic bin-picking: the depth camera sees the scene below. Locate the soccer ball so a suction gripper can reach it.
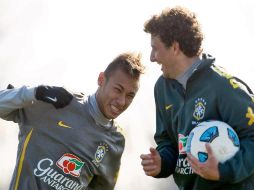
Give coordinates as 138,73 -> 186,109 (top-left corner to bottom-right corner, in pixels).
186,120 -> 240,163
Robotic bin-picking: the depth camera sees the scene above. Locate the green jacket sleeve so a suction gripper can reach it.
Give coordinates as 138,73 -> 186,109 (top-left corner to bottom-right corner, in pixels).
217,79 -> 254,183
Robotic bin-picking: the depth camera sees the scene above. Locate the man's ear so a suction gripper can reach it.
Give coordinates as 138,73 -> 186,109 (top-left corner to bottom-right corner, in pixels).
172,41 -> 180,55
98,72 -> 105,86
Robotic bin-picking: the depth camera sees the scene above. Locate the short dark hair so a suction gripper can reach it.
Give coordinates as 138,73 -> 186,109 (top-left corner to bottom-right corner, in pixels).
144,6 -> 203,57
104,52 -> 145,80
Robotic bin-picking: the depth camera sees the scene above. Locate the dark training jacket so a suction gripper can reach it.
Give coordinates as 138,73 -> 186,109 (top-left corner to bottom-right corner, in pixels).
154,54 -> 254,190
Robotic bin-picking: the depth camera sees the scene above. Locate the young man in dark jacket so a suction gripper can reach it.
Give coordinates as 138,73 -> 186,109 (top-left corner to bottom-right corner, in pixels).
140,6 -> 254,190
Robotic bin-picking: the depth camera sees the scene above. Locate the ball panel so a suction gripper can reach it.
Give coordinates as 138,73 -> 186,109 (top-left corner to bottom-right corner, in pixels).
227,128 -> 240,146
199,126 -> 219,143
198,152 -> 208,162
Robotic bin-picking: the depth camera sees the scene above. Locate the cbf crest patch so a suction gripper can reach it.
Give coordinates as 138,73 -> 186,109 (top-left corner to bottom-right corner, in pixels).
193,98 -> 207,121
92,143 -> 109,167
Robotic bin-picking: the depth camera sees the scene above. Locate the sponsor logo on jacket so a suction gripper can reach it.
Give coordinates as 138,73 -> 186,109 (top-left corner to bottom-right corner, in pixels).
34,156 -> 85,190
56,153 -> 84,177
176,134 -> 194,175
175,156 -> 194,175
178,134 -> 188,154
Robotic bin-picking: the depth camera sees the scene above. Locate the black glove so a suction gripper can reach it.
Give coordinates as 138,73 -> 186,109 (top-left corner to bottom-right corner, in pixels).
35,85 -> 73,109
7,84 -> 14,89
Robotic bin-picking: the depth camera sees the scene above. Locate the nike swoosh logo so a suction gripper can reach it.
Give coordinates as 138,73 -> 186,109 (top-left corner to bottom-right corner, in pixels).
165,104 -> 173,110
57,121 -> 72,128
46,96 -> 57,102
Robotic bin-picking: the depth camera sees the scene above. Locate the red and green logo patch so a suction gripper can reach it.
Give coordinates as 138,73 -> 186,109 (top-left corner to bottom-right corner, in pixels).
56,153 -> 84,177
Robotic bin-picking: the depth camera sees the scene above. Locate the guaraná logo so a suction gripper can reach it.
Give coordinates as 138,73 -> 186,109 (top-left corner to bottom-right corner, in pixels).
56,153 -> 84,177
178,134 -> 188,154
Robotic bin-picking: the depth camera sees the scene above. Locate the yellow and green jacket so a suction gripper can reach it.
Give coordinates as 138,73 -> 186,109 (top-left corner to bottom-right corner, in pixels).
154,54 -> 254,190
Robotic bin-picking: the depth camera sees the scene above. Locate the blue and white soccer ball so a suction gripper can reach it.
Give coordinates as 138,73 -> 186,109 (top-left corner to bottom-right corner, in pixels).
186,120 -> 240,163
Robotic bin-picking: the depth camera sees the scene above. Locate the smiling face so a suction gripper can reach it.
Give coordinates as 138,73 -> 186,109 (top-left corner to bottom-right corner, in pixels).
150,35 -> 179,79
96,69 -> 139,119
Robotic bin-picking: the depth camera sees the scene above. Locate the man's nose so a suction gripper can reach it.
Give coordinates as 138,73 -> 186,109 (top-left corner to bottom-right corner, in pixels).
150,53 -> 156,62
117,94 -> 126,107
